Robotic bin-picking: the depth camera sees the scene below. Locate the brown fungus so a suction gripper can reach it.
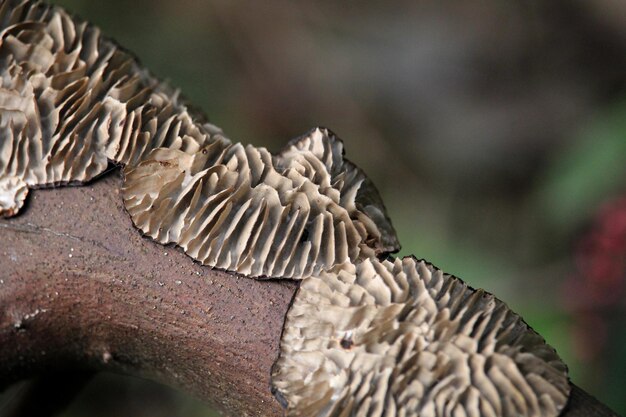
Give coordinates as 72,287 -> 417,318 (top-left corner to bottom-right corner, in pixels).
272,257 -> 570,417
0,0 -> 399,277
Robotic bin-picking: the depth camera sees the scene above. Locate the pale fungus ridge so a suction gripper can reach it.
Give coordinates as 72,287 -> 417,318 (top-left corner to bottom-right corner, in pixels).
0,0 -> 399,278
0,175 -> 26,215
122,128 -> 399,278
0,1 -> 571,416
0,0 -> 222,190
272,257 -> 570,417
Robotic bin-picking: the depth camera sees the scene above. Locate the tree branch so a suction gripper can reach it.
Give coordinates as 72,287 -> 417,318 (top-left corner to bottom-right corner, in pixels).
562,385 -> 620,417
0,172 -> 621,416
0,172 -> 295,416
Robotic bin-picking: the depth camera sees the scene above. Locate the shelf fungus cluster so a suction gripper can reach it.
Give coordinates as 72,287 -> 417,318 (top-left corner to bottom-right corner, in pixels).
0,0 -> 397,278
0,1 -> 570,416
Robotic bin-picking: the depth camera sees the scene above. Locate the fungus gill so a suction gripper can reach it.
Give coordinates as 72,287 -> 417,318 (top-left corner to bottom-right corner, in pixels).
272,257 -> 570,417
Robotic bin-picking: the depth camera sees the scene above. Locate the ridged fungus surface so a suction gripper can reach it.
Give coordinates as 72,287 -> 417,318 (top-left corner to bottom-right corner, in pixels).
123,128 -> 399,278
0,0 -> 398,278
0,1 -> 570,416
272,257 -> 570,417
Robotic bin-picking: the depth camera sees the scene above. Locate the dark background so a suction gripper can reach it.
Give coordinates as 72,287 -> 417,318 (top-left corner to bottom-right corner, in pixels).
4,0 -> 626,415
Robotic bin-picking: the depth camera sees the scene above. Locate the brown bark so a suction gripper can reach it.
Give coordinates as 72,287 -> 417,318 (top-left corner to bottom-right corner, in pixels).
561,385 -> 620,417
0,170 -> 620,417
0,171 -> 294,416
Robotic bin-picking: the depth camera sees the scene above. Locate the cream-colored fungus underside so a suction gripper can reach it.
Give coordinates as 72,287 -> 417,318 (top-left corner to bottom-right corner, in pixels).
272,257 -> 570,417
0,175 -> 26,215
123,128 -> 399,277
0,0 -> 399,278
1,1 -> 571,416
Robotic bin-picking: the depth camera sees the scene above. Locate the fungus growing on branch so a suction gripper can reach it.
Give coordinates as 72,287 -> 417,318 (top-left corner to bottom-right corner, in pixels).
272,257 -> 570,417
122,128 -> 399,278
0,1 -> 576,416
0,0 -> 399,277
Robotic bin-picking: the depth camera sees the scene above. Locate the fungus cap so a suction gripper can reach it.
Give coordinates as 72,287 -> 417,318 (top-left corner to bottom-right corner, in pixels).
0,0 -> 221,209
272,257 -> 570,417
122,128 -> 400,278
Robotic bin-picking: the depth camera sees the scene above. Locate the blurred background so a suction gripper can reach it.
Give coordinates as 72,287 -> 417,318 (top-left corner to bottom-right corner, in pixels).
4,0 -> 626,415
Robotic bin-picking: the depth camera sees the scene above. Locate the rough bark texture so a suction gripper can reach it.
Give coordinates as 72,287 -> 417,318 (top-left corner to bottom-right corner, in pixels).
0,170 -> 621,417
0,171 -> 294,417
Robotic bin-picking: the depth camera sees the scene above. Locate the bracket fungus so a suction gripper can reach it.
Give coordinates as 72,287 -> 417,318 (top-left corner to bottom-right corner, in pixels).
123,128 -> 399,278
0,0 -> 399,277
0,1 -> 572,416
272,257 -> 570,417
